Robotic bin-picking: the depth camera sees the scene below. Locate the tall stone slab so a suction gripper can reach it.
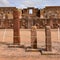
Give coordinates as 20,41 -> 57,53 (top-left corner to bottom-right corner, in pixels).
5,13 -> 8,28
31,26 -> 37,49
45,26 -> 52,51
28,17 -> 33,29
50,19 -> 53,28
13,8 -> 20,45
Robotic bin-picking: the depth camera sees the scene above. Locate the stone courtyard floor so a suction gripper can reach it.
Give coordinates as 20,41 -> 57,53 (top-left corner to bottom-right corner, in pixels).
0,42 -> 60,60
0,29 -> 60,60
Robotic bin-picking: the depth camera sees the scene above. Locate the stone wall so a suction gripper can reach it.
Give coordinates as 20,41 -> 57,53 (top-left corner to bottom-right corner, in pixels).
0,29 -> 59,47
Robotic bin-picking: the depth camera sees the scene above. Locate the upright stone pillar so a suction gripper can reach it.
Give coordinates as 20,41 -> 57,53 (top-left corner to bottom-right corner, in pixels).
5,14 -> 8,28
50,17 -> 53,28
28,17 -> 33,29
31,26 -> 37,49
1,21 -> 4,28
13,9 -> 20,45
27,17 -> 30,29
50,19 -> 53,28
45,26 -> 52,51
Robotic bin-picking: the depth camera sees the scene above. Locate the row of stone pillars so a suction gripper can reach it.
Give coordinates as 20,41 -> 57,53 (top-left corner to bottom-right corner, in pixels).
13,8 -> 52,51
31,26 -> 52,51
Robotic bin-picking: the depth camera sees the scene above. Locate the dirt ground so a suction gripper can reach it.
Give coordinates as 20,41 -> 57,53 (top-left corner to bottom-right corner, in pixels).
0,29 -> 60,60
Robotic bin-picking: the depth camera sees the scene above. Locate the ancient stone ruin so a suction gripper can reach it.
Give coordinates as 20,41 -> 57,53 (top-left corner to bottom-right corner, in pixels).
13,8 -> 20,45
45,26 -> 52,51
31,26 -> 37,49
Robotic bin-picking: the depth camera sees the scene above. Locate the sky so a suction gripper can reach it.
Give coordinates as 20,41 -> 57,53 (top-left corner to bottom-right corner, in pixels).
0,0 -> 60,9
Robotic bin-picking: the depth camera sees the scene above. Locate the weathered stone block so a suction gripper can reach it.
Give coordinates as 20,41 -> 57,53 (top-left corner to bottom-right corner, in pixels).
31,26 -> 37,49
45,26 -> 52,51
13,9 -> 20,45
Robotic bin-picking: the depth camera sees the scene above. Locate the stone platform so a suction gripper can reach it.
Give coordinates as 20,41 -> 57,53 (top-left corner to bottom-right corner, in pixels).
41,49 -> 60,55
25,46 -> 41,52
8,44 -> 24,48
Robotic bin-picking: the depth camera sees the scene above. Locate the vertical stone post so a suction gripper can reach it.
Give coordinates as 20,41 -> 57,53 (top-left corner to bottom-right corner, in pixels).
27,17 -> 30,29
45,26 -> 52,51
49,16 -> 54,28
58,24 -> 60,41
50,19 -> 53,28
5,13 -> 8,28
13,8 -> 20,45
28,17 -> 33,29
1,14 -> 4,28
1,21 -> 4,28
31,26 -> 37,49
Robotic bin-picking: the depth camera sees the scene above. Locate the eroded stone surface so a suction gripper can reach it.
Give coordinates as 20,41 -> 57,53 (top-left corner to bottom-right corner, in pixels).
31,26 -> 37,49
45,26 -> 52,51
13,9 -> 20,45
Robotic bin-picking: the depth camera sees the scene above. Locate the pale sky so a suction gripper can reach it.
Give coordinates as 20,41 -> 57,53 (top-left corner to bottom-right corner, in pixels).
0,0 -> 60,9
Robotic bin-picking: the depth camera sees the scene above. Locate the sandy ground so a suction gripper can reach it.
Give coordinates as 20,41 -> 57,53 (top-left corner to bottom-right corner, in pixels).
0,29 -> 60,60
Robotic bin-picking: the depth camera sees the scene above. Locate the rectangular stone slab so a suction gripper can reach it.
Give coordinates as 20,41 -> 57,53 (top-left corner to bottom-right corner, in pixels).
45,26 -> 52,51
13,8 -> 20,45
31,26 -> 37,49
